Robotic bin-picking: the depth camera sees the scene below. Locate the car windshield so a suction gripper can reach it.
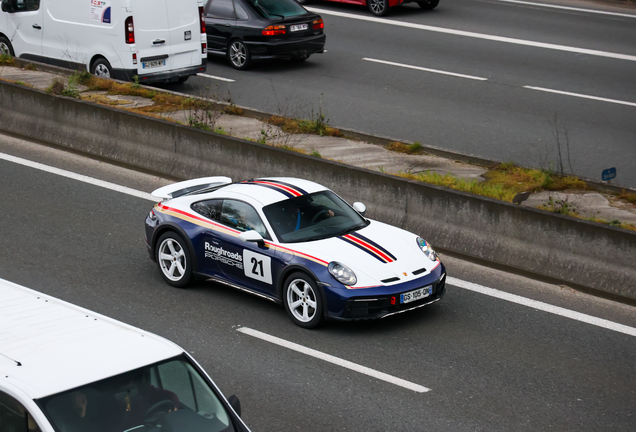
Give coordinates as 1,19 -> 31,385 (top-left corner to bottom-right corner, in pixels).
263,190 -> 367,243
245,0 -> 308,18
37,356 -> 235,432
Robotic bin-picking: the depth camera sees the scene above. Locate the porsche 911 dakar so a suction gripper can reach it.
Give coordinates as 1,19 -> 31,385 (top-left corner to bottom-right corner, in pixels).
145,177 -> 446,328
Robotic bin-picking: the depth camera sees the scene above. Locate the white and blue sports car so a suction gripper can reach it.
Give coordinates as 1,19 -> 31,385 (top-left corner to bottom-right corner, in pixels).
145,177 -> 446,328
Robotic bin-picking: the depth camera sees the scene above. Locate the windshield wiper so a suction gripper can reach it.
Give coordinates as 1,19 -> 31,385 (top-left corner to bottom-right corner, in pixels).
332,223 -> 366,238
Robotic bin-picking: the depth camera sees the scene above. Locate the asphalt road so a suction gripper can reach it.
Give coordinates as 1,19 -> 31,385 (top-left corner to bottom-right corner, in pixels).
171,0 -> 636,188
1,135 -> 635,431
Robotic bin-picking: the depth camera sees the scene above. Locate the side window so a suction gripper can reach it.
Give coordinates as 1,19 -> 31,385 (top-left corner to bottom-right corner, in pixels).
233,0 -> 249,20
205,0 -> 236,19
191,199 -> 222,222
221,200 -> 270,239
14,0 -> 40,12
0,391 -> 42,432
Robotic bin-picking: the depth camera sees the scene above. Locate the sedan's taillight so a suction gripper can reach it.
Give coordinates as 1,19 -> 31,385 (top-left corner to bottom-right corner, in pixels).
312,18 -> 324,30
262,25 -> 285,36
199,6 -> 206,34
125,16 -> 135,44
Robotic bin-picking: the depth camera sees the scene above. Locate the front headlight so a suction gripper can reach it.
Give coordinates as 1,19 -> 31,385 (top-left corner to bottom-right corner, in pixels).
416,237 -> 438,262
328,262 -> 357,286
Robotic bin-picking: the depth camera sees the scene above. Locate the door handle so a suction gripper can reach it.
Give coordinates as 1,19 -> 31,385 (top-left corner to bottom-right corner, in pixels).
153,39 -> 166,45
32,24 -> 41,29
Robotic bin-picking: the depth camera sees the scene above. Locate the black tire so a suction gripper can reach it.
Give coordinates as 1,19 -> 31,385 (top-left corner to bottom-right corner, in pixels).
417,0 -> 439,10
0,35 -> 14,57
177,76 -> 189,83
155,232 -> 193,288
227,39 -> 251,70
368,0 -> 390,16
91,57 -> 113,79
283,272 -> 323,329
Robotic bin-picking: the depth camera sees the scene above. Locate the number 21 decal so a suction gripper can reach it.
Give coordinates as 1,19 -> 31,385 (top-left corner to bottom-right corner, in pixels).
243,250 -> 272,284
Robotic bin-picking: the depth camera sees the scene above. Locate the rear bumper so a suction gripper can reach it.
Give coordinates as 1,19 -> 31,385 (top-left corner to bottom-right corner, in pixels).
113,59 -> 207,83
246,34 -> 326,60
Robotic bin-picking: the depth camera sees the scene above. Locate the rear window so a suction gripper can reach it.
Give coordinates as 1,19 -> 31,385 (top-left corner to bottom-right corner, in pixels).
245,0 -> 308,18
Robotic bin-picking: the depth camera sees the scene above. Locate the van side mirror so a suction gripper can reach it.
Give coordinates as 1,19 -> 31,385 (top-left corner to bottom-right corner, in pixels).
227,395 -> 241,417
352,202 -> 366,217
1,0 -> 15,13
238,230 -> 264,246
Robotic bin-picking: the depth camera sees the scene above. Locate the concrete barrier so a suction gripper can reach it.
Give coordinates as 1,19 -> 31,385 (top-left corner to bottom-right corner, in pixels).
2,80 -> 635,301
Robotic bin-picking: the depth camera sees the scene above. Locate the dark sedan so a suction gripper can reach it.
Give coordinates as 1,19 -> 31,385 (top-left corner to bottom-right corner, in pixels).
204,0 -> 326,70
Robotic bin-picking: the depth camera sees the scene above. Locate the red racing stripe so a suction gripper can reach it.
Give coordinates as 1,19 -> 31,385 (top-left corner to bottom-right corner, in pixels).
344,234 -> 394,263
253,180 -> 302,197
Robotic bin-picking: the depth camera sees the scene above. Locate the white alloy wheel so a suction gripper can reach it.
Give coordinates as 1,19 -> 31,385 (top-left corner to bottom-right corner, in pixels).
284,273 -> 323,328
156,232 -> 192,287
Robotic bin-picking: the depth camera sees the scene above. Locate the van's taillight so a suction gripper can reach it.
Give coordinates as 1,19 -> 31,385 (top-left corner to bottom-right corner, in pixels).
262,25 -> 285,36
199,6 -> 206,34
125,16 -> 135,44
202,42 -> 207,54
313,18 -> 324,30
132,53 -> 137,65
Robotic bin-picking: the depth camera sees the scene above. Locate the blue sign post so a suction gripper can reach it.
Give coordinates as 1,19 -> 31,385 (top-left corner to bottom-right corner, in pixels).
602,167 -> 617,182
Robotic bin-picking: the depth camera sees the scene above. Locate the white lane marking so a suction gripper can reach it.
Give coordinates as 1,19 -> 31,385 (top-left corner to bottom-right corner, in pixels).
363,57 -> 488,81
237,327 -> 430,392
307,7 -> 636,62
448,277 -> 636,338
497,0 -> 636,18
524,86 -> 636,107
5,152 -> 636,339
196,73 -> 235,83
0,152 -> 157,202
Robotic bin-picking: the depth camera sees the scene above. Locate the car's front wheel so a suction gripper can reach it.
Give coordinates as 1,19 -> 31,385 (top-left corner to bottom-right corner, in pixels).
368,0 -> 390,16
228,40 -> 251,70
91,57 -> 113,78
283,272 -> 323,328
417,0 -> 439,10
156,232 -> 192,288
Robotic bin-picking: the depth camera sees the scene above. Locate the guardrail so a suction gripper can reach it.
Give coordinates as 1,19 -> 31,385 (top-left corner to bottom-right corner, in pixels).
1,80 -> 635,302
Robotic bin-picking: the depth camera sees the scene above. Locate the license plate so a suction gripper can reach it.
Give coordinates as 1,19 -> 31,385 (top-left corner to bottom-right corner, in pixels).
400,285 -> 432,304
142,59 -> 166,69
290,24 -> 308,32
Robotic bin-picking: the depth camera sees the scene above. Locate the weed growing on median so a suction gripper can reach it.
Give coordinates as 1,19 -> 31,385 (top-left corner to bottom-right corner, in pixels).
0,54 -> 16,67
310,149 -> 322,158
387,141 -> 426,155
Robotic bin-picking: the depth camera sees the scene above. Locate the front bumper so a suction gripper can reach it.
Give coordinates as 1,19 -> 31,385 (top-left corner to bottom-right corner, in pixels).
325,263 -> 446,320
246,34 -> 326,60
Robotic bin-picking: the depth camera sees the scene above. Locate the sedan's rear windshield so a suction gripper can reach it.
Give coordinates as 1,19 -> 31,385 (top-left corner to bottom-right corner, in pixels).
245,0 -> 308,18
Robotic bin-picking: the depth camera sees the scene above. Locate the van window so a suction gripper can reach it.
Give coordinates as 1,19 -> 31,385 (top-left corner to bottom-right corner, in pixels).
13,0 -> 40,12
38,355 -> 235,432
205,0 -> 236,19
0,391 -> 42,432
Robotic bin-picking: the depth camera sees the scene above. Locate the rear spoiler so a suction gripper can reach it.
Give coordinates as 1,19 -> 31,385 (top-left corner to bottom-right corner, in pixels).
151,176 -> 232,200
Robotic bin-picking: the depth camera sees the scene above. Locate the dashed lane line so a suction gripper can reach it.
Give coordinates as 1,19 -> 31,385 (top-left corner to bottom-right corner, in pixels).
524,86 -> 636,107
362,58 -> 488,81
196,73 -> 235,83
496,0 -> 636,19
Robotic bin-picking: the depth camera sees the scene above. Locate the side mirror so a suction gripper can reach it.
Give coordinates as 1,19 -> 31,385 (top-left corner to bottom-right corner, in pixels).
352,202 -> 366,217
238,230 -> 264,245
227,395 -> 241,417
1,0 -> 15,13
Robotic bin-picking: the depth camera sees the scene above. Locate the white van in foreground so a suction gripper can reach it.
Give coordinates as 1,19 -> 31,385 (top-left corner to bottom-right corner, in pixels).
0,0 -> 207,83
0,278 -> 252,432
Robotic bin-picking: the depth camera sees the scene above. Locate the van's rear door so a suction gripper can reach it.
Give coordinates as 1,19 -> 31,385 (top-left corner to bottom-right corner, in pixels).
133,0 -> 202,74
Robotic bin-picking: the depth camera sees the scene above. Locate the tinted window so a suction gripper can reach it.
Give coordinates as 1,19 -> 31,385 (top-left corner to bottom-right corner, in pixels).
192,199 -> 222,221
245,0 -> 307,18
234,0 -> 249,20
0,391 -> 41,432
205,0 -> 236,19
221,200 -> 269,239
13,0 -> 40,12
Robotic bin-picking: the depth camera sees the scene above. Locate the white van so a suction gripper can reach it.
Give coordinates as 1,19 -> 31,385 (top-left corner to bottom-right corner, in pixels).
0,0 -> 207,83
0,278 -> 252,432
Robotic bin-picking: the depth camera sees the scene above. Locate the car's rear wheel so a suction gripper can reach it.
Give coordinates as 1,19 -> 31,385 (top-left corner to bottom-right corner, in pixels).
91,57 -> 113,78
368,0 -> 390,16
156,232 -> 192,288
0,36 -> 15,57
417,0 -> 439,10
228,40 -> 251,70
283,272 -> 323,329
